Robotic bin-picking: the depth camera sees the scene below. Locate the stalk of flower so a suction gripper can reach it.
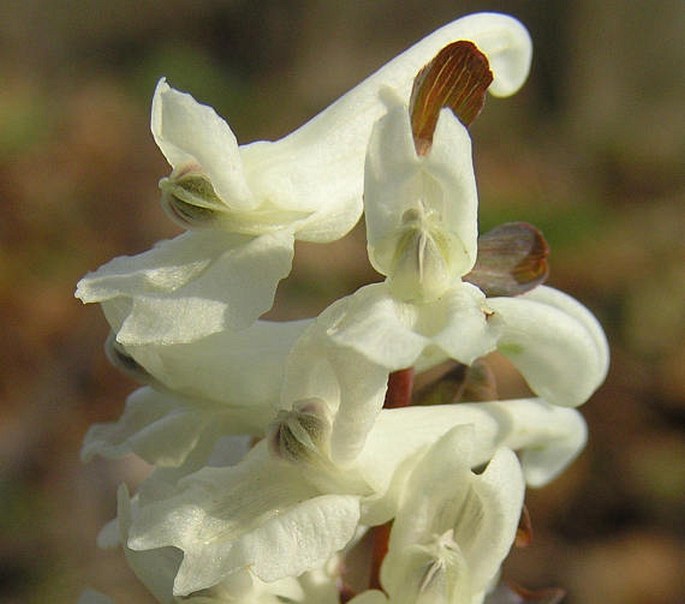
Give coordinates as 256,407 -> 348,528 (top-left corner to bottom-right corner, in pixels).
75,13 -> 533,348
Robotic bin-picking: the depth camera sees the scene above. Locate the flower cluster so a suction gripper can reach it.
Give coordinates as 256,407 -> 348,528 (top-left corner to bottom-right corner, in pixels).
78,13 -> 608,604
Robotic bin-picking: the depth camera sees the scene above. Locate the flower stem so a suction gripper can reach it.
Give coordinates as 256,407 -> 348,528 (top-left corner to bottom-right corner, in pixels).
369,520 -> 393,591
383,367 -> 415,408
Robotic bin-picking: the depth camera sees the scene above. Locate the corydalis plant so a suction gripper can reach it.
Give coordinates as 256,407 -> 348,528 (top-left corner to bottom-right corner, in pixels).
78,12 -> 608,604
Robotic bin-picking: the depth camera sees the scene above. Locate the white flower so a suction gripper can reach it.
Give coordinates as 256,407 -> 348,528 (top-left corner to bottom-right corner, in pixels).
348,429 -> 523,604
75,13 -> 532,346
94,484 -> 322,603
287,90 -> 608,463
81,320 -> 310,468
126,397 -> 585,596
381,427 -> 524,604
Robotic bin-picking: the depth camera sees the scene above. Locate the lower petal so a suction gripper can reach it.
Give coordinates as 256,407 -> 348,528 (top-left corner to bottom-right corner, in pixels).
77,229 -> 295,345
487,286 -> 609,407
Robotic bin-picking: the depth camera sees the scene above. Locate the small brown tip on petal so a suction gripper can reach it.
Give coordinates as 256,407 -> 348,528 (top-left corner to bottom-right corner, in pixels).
515,505 -> 534,548
464,222 -> 550,297
410,40 -> 493,154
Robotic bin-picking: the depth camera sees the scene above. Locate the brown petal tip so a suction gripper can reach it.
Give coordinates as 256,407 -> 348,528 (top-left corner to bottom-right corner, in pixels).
465,222 -> 550,297
410,40 -> 493,154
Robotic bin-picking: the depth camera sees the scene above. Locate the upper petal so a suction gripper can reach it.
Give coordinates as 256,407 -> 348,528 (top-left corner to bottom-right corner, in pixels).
281,310 -> 391,465
151,78 -> 255,210
382,427 -> 524,603
81,386 -> 267,469
325,282 -> 497,371
127,318 -> 310,408
358,397 -> 586,514
364,100 -> 478,283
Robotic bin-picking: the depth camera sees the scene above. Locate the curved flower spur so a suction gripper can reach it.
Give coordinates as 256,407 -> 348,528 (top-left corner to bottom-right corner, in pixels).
75,13 -> 532,348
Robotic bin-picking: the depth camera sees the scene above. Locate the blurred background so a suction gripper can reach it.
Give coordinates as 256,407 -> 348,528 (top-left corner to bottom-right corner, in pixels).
1,1 -> 684,602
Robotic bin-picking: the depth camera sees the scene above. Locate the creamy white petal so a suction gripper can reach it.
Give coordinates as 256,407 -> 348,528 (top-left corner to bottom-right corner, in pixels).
152,78 -> 255,211
301,279 -> 599,461
295,555 -> 345,604
81,387 -> 265,468
128,444 -> 361,596
77,229 -> 295,345
81,387 -> 208,467
358,398 -> 586,516
451,448 -> 523,592
487,285 -> 609,407
242,13 -> 531,240
127,318 -> 310,407
124,399 -> 578,595
382,427 -> 524,604
115,485 -> 305,604
322,281 -> 606,409
384,425 -> 479,549
521,285 -> 610,378
281,305 -> 390,465
364,102 -> 478,281
323,345 -> 390,466
325,282 -> 498,371
116,485 -> 183,604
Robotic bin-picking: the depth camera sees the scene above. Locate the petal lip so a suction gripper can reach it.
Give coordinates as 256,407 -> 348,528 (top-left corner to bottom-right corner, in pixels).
76,229 -> 296,345
127,447 -> 362,596
488,285 -> 609,407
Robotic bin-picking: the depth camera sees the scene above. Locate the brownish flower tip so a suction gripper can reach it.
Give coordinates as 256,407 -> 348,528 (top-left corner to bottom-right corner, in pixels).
409,40 -> 493,155
464,222 -> 550,297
